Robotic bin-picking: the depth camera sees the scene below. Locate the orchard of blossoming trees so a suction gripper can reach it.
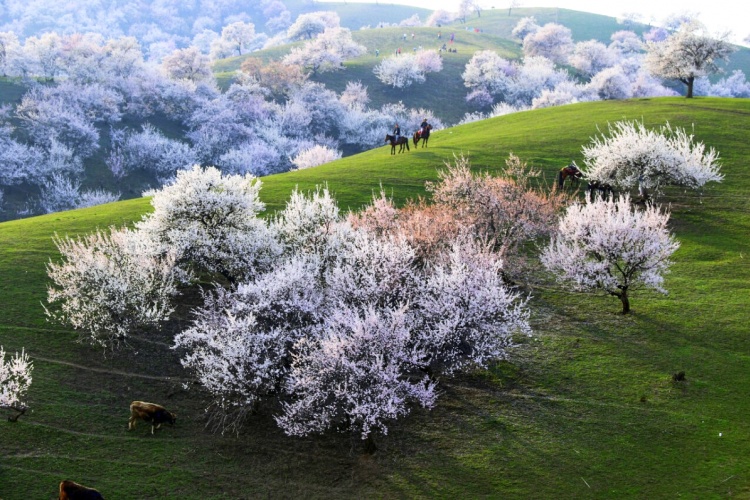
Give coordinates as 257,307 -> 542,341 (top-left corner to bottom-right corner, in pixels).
46,160 -> 536,446
42,121 -> 723,448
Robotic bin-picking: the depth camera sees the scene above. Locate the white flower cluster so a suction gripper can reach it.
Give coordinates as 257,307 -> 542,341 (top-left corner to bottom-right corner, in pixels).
0,347 -> 33,411
581,120 -> 723,195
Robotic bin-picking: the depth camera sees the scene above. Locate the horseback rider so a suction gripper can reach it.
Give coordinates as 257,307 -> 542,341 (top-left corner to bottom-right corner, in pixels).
393,123 -> 401,139
419,118 -> 429,137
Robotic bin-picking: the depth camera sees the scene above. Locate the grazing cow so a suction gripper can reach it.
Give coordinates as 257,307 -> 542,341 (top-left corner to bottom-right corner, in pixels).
59,480 -> 104,500
128,401 -> 176,435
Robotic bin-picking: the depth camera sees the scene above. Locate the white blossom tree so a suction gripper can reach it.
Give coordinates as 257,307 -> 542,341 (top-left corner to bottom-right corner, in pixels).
173,255 -> 325,434
38,174 -> 119,214
587,66 -> 633,100
569,40 -> 616,77
507,56 -> 570,106
0,32 -> 22,76
695,70 -> 750,98
291,145 -> 342,171
283,27 -> 365,75
413,237 -> 531,375
219,21 -> 256,56
522,23 -> 573,65
580,120 -> 723,198
136,165 -> 281,283
541,194 -> 680,314
609,30 -> 644,56
161,46 -> 214,83
16,87 -> 101,159
1,347 -> 33,422
512,16 -> 539,41
286,11 -> 340,41
272,185 -> 343,260
339,81 -> 370,110
117,124 -> 196,177
46,226 -> 180,347
645,21 -> 734,98
425,10 -> 456,27
24,32 -> 63,79
462,50 -> 515,103
374,51 -> 442,89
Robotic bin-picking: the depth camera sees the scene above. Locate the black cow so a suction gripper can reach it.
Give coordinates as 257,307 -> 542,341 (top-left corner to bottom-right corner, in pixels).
59,480 -> 104,500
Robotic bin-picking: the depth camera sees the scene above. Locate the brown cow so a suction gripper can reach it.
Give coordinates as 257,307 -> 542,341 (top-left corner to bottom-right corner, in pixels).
128,400 -> 176,435
59,480 -> 104,500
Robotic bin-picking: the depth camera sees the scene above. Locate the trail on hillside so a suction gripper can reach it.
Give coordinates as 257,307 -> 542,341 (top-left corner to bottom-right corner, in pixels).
31,354 -> 186,382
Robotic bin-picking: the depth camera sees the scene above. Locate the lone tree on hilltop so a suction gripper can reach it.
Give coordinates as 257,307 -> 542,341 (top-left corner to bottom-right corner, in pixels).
541,194 -> 679,314
645,21 -> 734,98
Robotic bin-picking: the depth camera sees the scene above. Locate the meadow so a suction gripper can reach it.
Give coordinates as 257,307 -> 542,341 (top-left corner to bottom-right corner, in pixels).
1,97 -> 749,498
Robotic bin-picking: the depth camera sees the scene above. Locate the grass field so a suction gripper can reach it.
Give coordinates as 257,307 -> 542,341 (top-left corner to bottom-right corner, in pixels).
1,97 -> 750,498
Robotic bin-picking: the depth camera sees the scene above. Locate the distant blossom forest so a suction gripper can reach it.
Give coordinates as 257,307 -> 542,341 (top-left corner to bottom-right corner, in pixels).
0,0 -> 746,220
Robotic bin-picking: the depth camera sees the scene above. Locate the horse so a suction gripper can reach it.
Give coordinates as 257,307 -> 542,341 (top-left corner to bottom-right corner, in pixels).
557,162 -> 583,189
413,124 -> 432,148
385,134 -> 410,154
587,179 -> 614,198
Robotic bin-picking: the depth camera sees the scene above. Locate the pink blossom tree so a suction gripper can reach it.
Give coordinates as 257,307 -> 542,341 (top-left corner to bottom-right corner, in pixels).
541,194 -> 679,314
277,305 -> 437,451
173,255 -> 325,434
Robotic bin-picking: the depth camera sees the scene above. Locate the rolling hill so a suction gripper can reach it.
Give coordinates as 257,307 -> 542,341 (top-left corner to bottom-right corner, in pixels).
215,7 -> 750,124
1,97 -> 749,498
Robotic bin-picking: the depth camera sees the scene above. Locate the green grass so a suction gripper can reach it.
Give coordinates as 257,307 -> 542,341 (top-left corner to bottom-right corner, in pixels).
2,97 -> 750,498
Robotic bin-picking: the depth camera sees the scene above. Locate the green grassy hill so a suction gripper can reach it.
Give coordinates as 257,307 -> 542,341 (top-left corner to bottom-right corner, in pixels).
2,97 -> 750,498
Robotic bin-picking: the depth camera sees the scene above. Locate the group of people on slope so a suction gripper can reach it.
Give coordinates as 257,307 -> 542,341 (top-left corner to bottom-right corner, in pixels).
392,118 -> 429,140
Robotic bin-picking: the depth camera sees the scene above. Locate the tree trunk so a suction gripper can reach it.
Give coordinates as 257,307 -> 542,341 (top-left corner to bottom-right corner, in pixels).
686,76 -> 695,98
618,291 -> 630,314
5,406 -> 26,422
363,433 -> 377,454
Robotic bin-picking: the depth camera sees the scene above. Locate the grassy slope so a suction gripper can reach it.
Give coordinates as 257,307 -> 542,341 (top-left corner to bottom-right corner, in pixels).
1,97 -> 750,498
